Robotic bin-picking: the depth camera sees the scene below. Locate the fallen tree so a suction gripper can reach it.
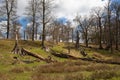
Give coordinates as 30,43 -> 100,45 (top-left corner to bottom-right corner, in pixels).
79,57 -> 120,65
50,50 -> 78,59
21,48 -> 57,63
21,48 -> 45,61
51,50 -> 120,65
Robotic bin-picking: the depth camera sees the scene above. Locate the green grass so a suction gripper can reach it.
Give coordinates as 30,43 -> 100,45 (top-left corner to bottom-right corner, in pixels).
0,40 -> 120,80
51,45 -> 64,53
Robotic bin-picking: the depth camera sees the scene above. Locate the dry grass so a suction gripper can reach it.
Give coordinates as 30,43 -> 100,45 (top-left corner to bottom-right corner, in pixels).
32,73 -> 88,80
0,73 -> 9,80
34,61 -> 91,73
85,64 -> 112,71
10,67 -> 25,73
32,60 -> 120,80
10,66 -> 32,73
90,70 -> 120,80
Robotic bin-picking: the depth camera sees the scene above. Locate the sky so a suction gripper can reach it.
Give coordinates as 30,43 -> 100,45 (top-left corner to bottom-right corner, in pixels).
17,0 -> 107,20
54,0 -> 107,19
1,0 -> 119,37
16,0 -> 108,29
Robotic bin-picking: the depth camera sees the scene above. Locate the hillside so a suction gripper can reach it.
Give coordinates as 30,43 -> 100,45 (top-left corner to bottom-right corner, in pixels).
0,40 -> 120,80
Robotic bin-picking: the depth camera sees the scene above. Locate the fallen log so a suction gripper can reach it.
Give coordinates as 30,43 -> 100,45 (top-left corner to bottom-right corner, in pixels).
50,50 -> 78,59
21,48 -> 45,61
51,50 -> 120,65
79,58 -> 120,65
21,48 -> 57,63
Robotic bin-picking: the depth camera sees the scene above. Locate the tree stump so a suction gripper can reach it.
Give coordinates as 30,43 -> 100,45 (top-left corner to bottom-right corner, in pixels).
79,47 -> 87,57
11,41 -> 20,54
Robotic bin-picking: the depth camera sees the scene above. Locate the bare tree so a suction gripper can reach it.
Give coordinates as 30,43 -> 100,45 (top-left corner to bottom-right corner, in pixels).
0,0 -> 17,39
111,0 -> 120,50
92,7 -> 103,49
39,0 -> 54,48
104,0 -> 113,53
25,0 -> 39,41
74,15 -> 93,47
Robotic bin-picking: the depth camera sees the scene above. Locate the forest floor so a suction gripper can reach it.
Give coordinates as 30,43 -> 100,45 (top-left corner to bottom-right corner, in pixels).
0,39 -> 120,80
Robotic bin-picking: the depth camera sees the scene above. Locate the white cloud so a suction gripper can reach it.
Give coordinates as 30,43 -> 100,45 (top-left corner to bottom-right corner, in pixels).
17,0 -> 29,16
54,0 -> 107,19
17,0 -> 107,19
0,21 -> 7,33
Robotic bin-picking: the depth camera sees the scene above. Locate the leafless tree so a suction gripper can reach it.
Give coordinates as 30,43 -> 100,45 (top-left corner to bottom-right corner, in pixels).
104,0 -> 113,53
91,7 -> 103,49
39,0 -> 54,48
111,0 -> 120,50
74,15 -> 93,47
25,0 -> 39,41
0,0 -> 17,39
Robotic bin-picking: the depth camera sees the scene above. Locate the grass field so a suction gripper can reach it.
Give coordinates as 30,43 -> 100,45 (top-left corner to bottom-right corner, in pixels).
0,39 -> 120,80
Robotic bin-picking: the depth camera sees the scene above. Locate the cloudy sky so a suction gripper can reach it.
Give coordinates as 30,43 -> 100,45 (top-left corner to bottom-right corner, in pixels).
17,0 -> 107,20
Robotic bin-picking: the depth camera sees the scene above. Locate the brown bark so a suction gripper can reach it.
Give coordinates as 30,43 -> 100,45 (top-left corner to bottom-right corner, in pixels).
98,17 -> 103,49
41,0 -> 45,48
85,29 -> 88,47
75,31 -> 80,49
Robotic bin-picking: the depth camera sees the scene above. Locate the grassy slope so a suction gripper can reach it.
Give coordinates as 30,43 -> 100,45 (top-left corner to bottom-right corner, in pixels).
0,39 -> 120,80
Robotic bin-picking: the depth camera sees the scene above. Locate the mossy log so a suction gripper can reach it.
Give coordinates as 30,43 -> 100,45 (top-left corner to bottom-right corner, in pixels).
20,48 -> 57,63
51,50 -> 78,59
79,58 -> 120,65
51,50 -> 120,65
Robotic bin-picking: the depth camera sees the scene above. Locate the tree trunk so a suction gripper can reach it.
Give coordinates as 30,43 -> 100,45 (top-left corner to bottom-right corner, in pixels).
41,0 -> 45,48
32,20 -> 35,41
108,8 -> 113,53
75,31 -> 79,49
24,30 -> 26,40
32,0 -> 35,41
98,17 -> 103,49
11,29 -> 19,54
72,28 -> 74,43
115,15 -> 119,50
85,29 -> 88,47
7,14 -> 10,39
105,1 -> 113,53
35,23 -> 38,40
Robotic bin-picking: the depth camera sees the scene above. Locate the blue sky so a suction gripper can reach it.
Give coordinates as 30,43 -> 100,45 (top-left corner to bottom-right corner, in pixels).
18,17 -> 29,30
0,17 -> 7,22
57,17 -> 68,24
